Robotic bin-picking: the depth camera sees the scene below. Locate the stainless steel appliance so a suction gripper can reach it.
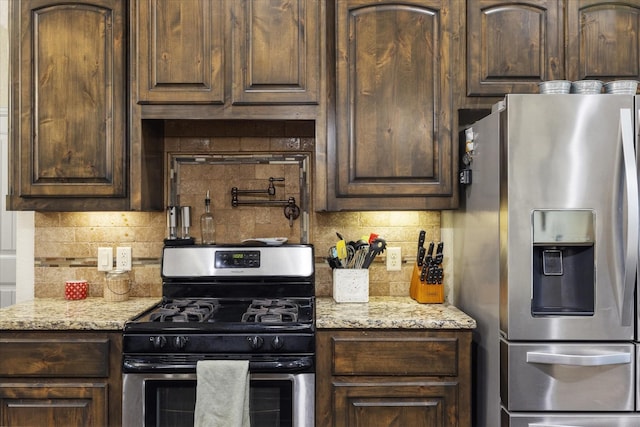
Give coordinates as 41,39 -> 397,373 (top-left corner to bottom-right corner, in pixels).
451,94 -> 640,426
122,244 -> 315,427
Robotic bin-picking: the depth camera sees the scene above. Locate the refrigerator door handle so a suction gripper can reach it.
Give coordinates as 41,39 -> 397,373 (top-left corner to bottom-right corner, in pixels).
526,351 -> 631,366
529,424 -> 583,427
619,108 -> 638,326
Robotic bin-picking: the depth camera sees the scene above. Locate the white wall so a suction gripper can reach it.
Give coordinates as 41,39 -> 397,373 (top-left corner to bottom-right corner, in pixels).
0,0 -> 16,306
0,1 -> 33,304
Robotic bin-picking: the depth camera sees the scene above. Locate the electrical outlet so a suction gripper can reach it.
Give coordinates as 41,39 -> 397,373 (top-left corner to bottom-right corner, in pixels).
97,247 -> 113,272
116,246 -> 132,271
386,247 -> 402,271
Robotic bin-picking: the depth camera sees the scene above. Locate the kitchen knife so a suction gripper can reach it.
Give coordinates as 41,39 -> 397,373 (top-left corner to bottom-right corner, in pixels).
417,230 -> 426,266
434,242 -> 444,265
424,242 -> 435,268
427,266 -> 441,284
420,261 -> 428,282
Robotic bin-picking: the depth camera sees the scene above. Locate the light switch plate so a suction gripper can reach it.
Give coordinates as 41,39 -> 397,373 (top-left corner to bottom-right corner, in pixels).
386,247 -> 402,271
97,247 -> 113,271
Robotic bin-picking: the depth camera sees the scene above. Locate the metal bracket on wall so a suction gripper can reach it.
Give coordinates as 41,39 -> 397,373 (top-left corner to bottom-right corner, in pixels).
231,178 -> 301,227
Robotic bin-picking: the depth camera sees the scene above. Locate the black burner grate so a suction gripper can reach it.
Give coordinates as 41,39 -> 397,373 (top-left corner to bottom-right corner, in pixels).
150,299 -> 219,322
241,299 -> 299,323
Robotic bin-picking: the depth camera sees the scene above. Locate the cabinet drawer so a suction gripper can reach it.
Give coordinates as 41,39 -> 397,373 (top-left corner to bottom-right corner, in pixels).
0,338 -> 110,377
332,335 -> 458,376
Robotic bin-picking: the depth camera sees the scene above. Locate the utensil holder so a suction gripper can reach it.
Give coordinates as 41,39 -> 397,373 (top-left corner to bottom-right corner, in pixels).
333,269 -> 369,303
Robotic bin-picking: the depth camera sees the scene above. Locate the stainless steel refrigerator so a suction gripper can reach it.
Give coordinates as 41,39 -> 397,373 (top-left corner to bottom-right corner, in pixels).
451,94 -> 640,426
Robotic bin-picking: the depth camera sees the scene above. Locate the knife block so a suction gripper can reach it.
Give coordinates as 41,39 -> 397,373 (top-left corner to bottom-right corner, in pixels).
409,263 -> 421,299
413,281 -> 445,304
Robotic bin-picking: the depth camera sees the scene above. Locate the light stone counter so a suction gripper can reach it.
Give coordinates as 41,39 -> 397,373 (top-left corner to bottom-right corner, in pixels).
0,297 -> 160,331
316,296 -> 476,329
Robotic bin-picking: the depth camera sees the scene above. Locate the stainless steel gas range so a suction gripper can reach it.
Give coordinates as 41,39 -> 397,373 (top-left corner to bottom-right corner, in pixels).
122,244 -> 315,427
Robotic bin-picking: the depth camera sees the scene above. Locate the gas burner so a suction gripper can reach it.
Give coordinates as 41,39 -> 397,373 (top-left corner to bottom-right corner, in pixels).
151,299 -> 219,322
241,299 -> 299,323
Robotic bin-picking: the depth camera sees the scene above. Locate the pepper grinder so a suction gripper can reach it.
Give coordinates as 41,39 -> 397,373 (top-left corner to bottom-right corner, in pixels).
181,206 -> 191,238
166,206 -> 178,240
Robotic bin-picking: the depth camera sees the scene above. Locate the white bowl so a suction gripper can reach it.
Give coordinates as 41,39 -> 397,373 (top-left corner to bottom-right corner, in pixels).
571,80 -> 603,94
539,80 -> 571,94
603,80 -> 639,94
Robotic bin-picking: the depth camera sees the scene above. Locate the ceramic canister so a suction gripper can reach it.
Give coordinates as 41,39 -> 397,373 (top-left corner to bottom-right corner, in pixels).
65,280 -> 88,300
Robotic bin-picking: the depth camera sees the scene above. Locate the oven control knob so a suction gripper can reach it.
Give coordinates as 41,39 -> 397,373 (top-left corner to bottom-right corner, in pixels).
150,336 -> 167,350
247,336 -> 264,350
173,336 -> 189,350
271,336 -> 284,350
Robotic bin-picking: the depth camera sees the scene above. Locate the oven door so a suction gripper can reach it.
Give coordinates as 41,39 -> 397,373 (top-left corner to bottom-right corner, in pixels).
122,372 -> 314,427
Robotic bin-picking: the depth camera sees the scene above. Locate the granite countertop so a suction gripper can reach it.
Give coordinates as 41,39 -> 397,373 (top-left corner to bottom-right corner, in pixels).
0,296 -> 475,331
0,297 -> 161,331
316,296 -> 476,329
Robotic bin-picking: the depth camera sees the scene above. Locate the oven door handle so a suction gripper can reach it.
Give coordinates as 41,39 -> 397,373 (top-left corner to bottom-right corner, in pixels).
250,359 -> 313,371
123,357 -> 314,373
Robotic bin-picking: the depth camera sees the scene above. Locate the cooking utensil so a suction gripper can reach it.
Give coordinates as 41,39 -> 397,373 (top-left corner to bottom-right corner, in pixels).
336,239 -> 347,267
327,247 -> 341,269
350,245 -> 368,268
361,237 -> 387,269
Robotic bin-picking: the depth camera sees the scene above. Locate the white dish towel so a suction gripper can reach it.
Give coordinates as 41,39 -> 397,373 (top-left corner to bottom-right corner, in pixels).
194,360 -> 251,427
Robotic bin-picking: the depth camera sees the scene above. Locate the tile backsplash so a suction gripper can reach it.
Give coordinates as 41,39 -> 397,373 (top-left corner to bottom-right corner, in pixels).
34,210 -> 441,299
32,120 -> 443,300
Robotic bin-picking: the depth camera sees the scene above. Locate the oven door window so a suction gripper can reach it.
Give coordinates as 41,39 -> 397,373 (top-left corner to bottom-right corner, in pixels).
144,379 -> 293,427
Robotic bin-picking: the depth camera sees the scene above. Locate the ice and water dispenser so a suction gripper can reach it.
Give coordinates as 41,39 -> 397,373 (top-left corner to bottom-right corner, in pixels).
531,210 -> 595,316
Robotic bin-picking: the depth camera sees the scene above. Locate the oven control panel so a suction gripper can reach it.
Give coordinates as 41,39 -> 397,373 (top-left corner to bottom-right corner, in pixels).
214,250 -> 260,268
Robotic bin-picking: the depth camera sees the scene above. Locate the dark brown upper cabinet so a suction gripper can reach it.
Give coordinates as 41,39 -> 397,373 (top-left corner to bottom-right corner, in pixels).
465,0 -> 640,104
230,0 -> 320,105
566,0 -> 640,81
135,0 -> 225,104
135,0 -> 320,106
466,0 -> 563,96
322,0 -> 461,210
7,0 -> 128,211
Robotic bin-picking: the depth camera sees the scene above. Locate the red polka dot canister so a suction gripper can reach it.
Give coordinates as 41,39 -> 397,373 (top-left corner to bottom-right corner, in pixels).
65,280 -> 88,300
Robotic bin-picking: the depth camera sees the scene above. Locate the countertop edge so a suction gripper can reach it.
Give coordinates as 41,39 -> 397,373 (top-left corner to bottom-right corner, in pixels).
315,296 -> 477,330
0,297 -> 161,331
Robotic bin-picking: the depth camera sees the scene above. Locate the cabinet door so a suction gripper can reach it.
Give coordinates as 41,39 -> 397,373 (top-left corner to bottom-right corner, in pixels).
10,0 -> 126,202
0,383 -> 107,427
466,0 -> 563,96
135,0 -> 224,104
566,0 -> 640,81
230,0 -> 320,104
331,0 -> 458,210
333,382 -> 457,427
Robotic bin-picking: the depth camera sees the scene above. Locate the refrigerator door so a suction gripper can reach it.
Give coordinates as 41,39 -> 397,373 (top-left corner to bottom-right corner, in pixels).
501,339 -> 635,412
637,95 -> 640,337
453,109 -> 502,427
501,94 -> 638,341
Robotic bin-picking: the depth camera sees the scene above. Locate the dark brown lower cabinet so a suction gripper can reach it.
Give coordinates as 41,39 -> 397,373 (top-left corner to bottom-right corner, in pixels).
0,331 -> 122,427
317,329 -> 472,427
